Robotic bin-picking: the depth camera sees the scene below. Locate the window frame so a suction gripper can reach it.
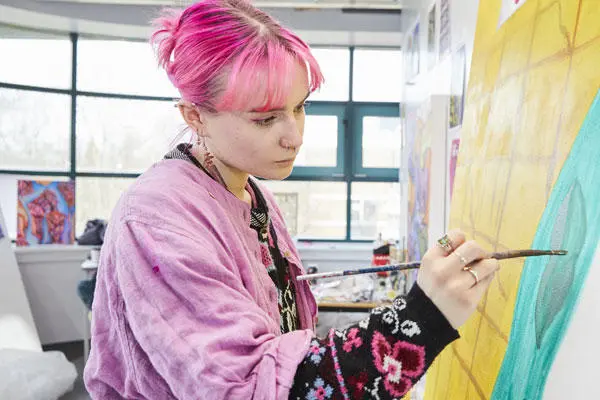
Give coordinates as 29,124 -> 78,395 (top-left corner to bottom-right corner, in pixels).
0,31 -> 402,242
290,102 -> 346,180
351,103 -> 401,181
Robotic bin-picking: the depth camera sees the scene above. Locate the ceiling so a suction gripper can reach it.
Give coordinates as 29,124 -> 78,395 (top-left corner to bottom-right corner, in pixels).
0,0 -> 420,45
34,0 -> 419,10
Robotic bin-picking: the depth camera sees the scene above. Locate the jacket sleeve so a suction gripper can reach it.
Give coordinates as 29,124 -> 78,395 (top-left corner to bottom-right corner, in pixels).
290,284 -> 459,400
113,219 -> 313,399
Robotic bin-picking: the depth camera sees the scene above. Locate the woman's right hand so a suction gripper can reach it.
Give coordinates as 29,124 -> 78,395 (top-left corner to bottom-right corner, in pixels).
416,230 -> 500,329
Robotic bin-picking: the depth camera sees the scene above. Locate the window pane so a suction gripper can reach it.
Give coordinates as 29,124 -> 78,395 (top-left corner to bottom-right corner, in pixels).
76,96 -> 186,173
0,88 -> 71,171
353,49 -> 403,102
77,39 -> 179,97
261,181 -> 347,239
295,115 -> 337,167
76,177 -> 135,234
351,182 -> 401,240
309,48 -> 349,101
0,25 -> 71,89
362,116 -> 402,168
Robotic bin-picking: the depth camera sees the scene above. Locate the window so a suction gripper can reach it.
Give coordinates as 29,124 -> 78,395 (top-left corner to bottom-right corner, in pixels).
293,104 -> 345,179
261,181 -> 347,239
75,178 -> 135,232
352,49 -> 403,102
309,48 -> 350,101
0,24 -> 402,241
77,39 -> 178,97
351,182 -> 401,240
76,96 -> 183,173
352,104 -> 401,180
0,26 -> 72,89
362,116 -> 402,168
0,88 -> 71,171
295,115 -> 338,167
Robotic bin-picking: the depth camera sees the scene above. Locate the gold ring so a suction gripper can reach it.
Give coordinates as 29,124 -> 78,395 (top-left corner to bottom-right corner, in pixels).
437,234 -> 454,254
453,250 -> 469,266
466,268 -> 479,285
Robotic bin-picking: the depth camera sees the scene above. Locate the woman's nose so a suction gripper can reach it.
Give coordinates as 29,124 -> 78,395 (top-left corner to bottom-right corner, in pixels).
279,117 -> 303,149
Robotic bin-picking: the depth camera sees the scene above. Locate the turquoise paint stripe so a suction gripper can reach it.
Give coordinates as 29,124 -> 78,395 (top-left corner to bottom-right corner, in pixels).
492,90 -> 600,399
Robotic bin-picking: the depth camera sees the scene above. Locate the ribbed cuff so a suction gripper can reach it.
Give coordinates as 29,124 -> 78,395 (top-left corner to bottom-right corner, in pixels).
406,284 -> 460,348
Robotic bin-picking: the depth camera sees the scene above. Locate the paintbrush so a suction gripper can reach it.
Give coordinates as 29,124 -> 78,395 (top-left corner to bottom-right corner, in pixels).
295,249 -> 568,281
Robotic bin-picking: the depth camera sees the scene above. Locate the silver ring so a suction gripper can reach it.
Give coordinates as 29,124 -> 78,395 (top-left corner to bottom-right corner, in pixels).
453,250 -> 469,266
437,234 -> 454,254
465,268 -> 479,285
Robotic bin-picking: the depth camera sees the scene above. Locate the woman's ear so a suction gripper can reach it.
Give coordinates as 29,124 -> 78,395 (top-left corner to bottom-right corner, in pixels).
178,102 -> 206,136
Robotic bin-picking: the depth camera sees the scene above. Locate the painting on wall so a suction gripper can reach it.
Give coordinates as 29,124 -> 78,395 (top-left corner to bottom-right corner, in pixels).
439,0 -> 451,57
428,4 -> 437,70
449,45 -> 466,128
448,138 -> 460,199
425,1 -> 600,399
405,31 -> 414,82
406,101 -> 431,263
17,180 -> 75,246
406,23 -> 421,81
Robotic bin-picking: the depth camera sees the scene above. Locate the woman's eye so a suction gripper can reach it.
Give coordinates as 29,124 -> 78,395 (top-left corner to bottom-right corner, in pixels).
254,116 -> 276,127
295,102 -> 310,113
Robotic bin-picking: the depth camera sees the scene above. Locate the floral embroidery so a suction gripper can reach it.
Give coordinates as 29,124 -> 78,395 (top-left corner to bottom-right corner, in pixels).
365,377 -> 383,400
400,320 -> 421,338
308,340 -> 326,365
358,317 -> 370,330
306,377 -> 334,400
152,265 -> 160,274
342,328 -> 363,353
371,306 -> 387,315
347,372 -> 369,398
371,331 -> 425,397
290,286 -> 459,400
382,309 -> 400,334
393,297 -> 407,311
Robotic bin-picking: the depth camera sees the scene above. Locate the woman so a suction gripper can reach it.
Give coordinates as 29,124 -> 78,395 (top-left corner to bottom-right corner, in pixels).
83,0 -> 499,398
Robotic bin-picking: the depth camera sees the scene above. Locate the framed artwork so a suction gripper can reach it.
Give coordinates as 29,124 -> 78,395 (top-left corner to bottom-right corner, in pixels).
428,4 -> 437,70
17,180 -> 75,246
439,0 -> 451,57
449,45 -> 466,129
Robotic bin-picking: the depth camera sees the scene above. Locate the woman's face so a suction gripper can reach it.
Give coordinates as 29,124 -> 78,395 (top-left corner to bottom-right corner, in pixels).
201,61 -> 310,181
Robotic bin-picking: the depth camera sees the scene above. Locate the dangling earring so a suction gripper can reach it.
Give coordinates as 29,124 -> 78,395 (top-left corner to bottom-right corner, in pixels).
196,131 -> 227,188
197,132 -> 215,169
204,145 -> 215,169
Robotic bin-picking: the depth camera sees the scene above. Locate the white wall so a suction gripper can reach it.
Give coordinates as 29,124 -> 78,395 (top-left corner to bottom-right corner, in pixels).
14,245 -> 92,345
0,175 -> 19,239
404,0 -> 479,100
401,0 -> 480,242
0,204 -> 41,351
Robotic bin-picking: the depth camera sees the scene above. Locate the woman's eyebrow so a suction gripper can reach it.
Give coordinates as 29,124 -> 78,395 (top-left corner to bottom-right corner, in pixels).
249,91 -> 311,113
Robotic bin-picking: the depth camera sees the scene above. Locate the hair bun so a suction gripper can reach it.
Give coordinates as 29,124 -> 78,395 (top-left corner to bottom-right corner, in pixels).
150,8 -> 183,72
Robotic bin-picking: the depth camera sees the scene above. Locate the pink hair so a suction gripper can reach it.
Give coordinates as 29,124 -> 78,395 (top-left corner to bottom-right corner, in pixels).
151,0 -> 324,112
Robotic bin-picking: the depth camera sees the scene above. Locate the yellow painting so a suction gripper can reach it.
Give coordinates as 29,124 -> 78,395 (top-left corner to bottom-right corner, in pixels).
425,0 -> 600,399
